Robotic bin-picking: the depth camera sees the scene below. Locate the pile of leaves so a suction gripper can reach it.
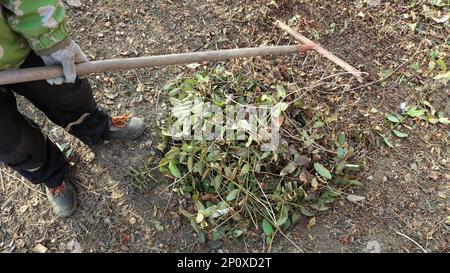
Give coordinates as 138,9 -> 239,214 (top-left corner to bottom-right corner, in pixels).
158,66 -> 363,248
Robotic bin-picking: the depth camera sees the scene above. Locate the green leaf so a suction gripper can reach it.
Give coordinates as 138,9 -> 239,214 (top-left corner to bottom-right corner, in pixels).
312,120 -> 325,128
153,220 -> 164,231
168,160 -> 181,178
232,229 -> 244,238
438,113 -> 450,125
349,179 -> 363,186
393,129 -> 408,138
406,107 -> 427,118
240,163 -> 251,176
338,132 -> 346,146
336,160 -> 346,174
434,71 -> 450,81
300,207 -> 314,217
275,85 -> 287,98
439,117 -> 450,125
291,212 -> 300,225
428,60 -> 436,72
275,206 -> 289,227
262,219 -> 273,236
314,162 -> 332,180
383,137 -> 394,148
202,180 -> 210,192
436,59 -> 447,72
245,135 -> 253,147
336,147 -> 346,159
226,189 -> 240,202
385,114 -> 400,123
187,155 -> 194,170
197,231 -> 206,243
163,82 -> 176,92
189,218 -> 200,233
345,164 -> 361,171
179,208 -> 194,218
212,175 -> 223,192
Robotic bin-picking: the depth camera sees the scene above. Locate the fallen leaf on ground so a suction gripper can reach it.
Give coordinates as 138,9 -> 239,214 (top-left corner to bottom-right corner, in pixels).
346,194 -> 366,203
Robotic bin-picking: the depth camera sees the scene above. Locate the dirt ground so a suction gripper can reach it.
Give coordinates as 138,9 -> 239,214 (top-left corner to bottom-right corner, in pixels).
0,0 -> 449,253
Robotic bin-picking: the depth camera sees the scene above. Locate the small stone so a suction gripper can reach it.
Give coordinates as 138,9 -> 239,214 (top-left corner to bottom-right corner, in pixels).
364,240 -> 382,253
66,0 -> 82,8
366,0 -> 381,6
67,239 -> 82,253
33,243 -> 48,253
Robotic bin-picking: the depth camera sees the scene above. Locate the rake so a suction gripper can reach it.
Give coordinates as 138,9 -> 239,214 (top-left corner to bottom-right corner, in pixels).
0,21 -> 363,85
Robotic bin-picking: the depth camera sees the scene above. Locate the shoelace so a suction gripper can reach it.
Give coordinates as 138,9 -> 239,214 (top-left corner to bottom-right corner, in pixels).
112,114 -> 130,128
49,183 -> 66,196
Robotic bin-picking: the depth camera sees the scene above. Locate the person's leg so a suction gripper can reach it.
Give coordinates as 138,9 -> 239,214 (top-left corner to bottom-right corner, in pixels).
0,88 -> 68,188
9,52 -> 110,146
0,88 -> 77,217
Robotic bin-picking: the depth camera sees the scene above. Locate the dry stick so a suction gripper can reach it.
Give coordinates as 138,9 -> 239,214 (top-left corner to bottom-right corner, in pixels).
0,168 -> 45,196
395,230 -> 427,253
275,20 -> 364,82
0,166 -> 4,192
279,230 -> 304,253
0,45 -> 314,85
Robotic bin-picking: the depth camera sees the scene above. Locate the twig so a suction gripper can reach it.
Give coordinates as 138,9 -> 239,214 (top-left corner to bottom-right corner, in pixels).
160,184 -> 175,221
279,230 -> 304,253
395,230 -> 427,253
0,168 -> 45,196
0,164 -> 4,192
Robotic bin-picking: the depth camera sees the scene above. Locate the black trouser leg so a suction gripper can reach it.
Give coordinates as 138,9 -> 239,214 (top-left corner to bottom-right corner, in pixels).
9,52 -> 110,146
0,52 -> 110,187
0,89 -> 67,188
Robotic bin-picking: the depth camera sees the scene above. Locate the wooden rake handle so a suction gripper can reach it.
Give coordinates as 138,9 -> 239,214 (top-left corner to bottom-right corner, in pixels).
0,45 -> 313,85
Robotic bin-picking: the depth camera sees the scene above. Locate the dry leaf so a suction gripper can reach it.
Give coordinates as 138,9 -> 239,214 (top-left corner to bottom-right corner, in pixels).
428,171 -> 439,181
136,82 -> 145,92
346,194 -> 365,203
311,177 -> 318,191
307,217 -> 316,229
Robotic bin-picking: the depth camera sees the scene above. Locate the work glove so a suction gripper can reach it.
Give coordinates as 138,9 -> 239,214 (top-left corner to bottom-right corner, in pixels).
40,39 -> 89,85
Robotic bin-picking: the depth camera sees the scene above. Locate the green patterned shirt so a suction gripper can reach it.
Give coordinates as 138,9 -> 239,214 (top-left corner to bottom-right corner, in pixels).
0,0 -> 68,70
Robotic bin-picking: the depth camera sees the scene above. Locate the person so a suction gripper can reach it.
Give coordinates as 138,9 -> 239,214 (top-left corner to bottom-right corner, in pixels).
0,0 -> 145,217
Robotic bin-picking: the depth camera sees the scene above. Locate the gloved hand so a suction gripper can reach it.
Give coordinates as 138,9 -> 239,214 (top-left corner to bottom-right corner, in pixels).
40,39 -> 89,85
